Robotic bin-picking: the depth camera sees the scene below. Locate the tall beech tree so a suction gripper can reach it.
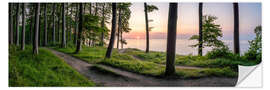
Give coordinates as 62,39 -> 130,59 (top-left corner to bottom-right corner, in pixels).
100,3 -> 105,46
74,4 -> 79,45
105,3 -> 117,58
9,4 -> 13,45
233,3 -> 240,54
44,3 -> 48,46
99,3 -> 111,46
75,3 -> 83,53
15,3 -> 20,46
58,4 -> 61,43
21,3 -> 26,50
165,3 -> 178,76
198,3 -> 203,56
144,3 -> 149,53
52,4 -> 56,44
33,3 -> 40,55
117,5 -> 122,49
144,3 -> 158,53
61,3 -> 66,48
117,3 -> 131,49
29,6 -> 34,44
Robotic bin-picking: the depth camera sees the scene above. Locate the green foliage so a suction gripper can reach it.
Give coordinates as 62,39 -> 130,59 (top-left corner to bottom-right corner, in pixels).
147,5 -> 159,13
9,45 -> 95,86
206,46 -> 233,59
243,26 -> 262,63
83,14 -> 103,46
190,15 -> 226,49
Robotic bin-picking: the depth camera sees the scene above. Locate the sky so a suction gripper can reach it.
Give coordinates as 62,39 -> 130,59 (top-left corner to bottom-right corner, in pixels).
123,3 -> 261,40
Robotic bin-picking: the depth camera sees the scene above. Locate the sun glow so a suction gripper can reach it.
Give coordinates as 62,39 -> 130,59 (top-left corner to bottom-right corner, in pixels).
136,36 -> 140,39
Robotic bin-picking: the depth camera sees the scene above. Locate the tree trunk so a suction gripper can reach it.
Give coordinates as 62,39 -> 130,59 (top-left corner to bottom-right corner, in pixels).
198,3 -> 203,56
121,31 -> 123,49
117,9 -> 121,49
165,3 -> 178,76
66,4 -> 69,45
84,3 -> 86,12
75,3 -> 83,53
61,3 -> 66,48
9,3 -> 14,45
70,4 -> 73,42
100,3 -> 105,46
58,5 -> 61,43
21,3 -> 25,50
33,3 -> 40,55
29,7 -> 34,44
74,4 -> 79,45
52,4 -> 56,44
95,3 -> 98,16
15,3 -> 20,46
39,8 -> 41,46
89,3 -> 92,14
105,3 -> 117,58
144,3 -> 150,53
44,3 -> 47,46
233,3 -> 240,54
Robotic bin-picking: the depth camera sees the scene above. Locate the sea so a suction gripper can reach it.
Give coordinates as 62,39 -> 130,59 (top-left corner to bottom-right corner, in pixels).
116,39 -> 250,55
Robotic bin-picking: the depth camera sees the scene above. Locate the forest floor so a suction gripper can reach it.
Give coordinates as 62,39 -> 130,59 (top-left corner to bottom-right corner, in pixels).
47,48 -> 238,86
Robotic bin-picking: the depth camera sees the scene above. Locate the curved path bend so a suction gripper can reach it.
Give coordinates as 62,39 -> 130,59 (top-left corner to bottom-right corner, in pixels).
47,48 -> 237,87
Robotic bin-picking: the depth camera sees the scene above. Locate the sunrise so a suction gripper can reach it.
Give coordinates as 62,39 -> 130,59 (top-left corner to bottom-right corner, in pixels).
8,2 -> 262,87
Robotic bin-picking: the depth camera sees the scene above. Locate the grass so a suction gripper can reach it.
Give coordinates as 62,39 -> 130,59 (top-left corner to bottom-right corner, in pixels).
50,46 -> 237,78
124,48 -> 258,70
51,46 -> 134,64
9,45 -> 95,86
100,58 -> 237,78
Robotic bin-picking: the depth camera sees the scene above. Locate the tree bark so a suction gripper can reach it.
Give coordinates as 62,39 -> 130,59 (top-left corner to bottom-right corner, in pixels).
117,9 -> 121,49
66,4 -> 69,44
33,3 -> 40,55
75,3 -> 83,53
21,3 -> 25,50
74,4 -> 79,45
121,31 -> 123,49
198,3 -> 203,56
61,3 -> 66,48
105,3 -> 117,58
144,3 -> 150,53
9,3 -> 14,45
165,3 -> 178,76
89,3 -> 92,14
233,3 -> 240,54
15,3 -> 20,46
52,4 -> 56,44
95,3 -> 98,16
44,3 -> 47,46
58,5 -> 61,43
29,6 -> 34,44
70,4 -> 73,42
100,3 -> 105,46
39,7 -> 41,46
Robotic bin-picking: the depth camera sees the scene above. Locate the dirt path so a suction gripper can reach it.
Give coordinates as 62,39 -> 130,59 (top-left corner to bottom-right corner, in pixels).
47,48 -> 237,86
119,49 -> 204,70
